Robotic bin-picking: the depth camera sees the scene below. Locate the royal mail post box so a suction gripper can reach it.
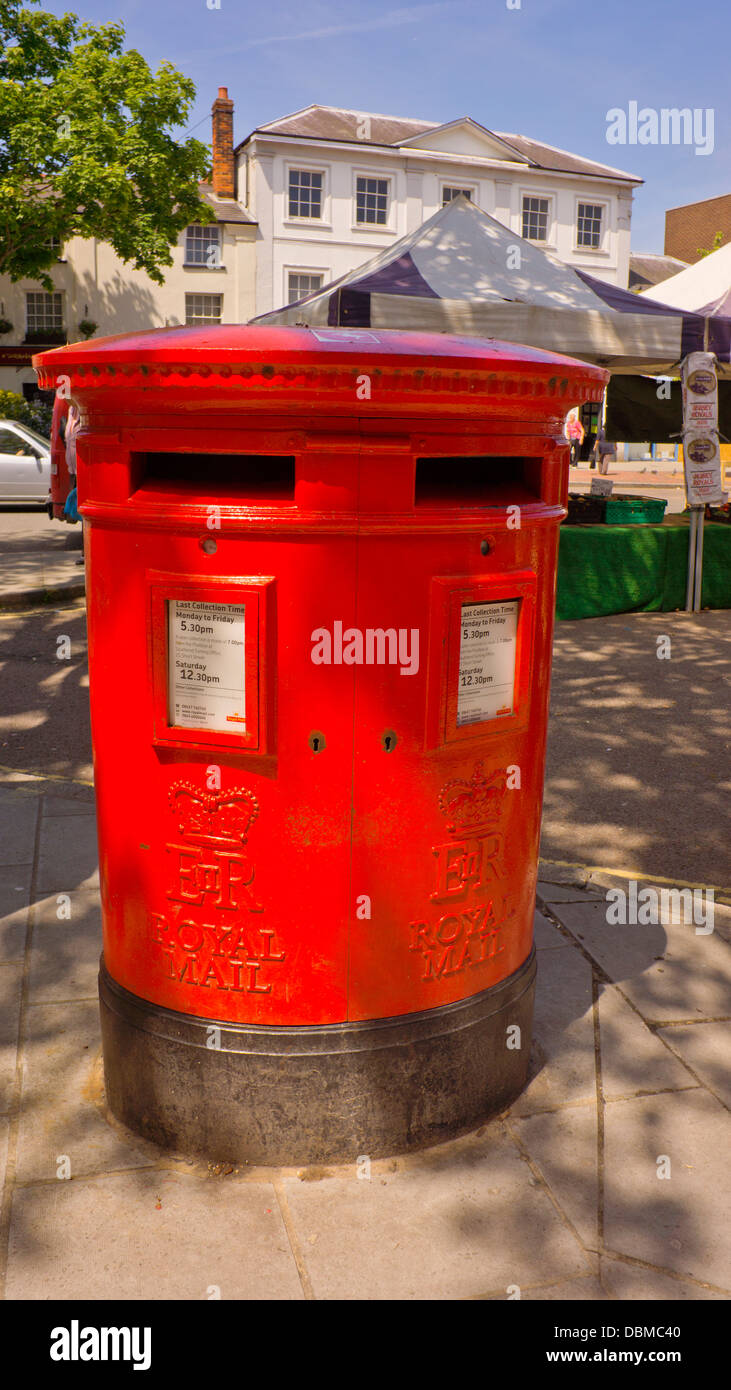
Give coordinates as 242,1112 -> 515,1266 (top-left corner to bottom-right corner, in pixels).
35,328 -> 607,1164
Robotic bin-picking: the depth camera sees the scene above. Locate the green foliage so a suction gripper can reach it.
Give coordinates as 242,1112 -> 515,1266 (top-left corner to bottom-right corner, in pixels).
0,386 -> 33,421
0,0 -> 214,287
696,231 -> 725,259
0,387 -> 53,433
28,391 -> 52,433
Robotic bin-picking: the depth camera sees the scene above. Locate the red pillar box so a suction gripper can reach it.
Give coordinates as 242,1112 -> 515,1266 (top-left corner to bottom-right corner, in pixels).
35,328 -> 607,1164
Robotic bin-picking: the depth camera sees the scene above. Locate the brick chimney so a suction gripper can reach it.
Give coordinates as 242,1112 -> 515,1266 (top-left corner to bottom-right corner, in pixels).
211,87 -> 235,199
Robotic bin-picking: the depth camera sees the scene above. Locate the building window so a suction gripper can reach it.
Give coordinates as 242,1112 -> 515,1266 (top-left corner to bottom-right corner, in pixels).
355,176 -> 389,225
522,196 -> 550,241
288,169 -> 324,219
287,272 -> 325,304
185,294 -> 223,326
184,224 -> 222,267
44,236 -> 62,256
25,291 -> 64,336
442,187 -> 473,205
577,203 -> 604,249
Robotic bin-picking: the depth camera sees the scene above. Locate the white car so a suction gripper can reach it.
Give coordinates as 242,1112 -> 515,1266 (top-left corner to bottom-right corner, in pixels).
0,419 -> 51,503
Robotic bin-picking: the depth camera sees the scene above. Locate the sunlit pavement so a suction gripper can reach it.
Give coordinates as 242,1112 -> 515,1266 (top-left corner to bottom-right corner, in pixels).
0,509 -> 84,608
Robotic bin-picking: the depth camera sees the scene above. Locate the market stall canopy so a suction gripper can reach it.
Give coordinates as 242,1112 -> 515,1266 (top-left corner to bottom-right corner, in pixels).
639,241 -> 731,317
252,196 -> 731,375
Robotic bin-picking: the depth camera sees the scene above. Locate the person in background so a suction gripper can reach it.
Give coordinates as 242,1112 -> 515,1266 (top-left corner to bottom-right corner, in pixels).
593,426 -> 616,476
565,409 -> 585,466
63,403 -> 83,556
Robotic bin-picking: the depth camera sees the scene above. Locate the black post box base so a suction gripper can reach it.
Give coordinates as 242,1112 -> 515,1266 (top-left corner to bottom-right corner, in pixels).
98,951 -> 536,1167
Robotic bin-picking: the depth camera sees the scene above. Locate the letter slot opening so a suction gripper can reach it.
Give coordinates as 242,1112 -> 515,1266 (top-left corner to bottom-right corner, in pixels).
133,453 -> 296,501
414,456 -> 542,508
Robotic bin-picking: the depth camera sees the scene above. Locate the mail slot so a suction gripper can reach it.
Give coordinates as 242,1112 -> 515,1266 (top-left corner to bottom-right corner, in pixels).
34,327 -> 607,1164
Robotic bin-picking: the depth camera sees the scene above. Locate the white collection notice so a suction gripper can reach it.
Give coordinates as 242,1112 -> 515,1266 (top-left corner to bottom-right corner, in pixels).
167,600 -> 247,733
457,600 -> 519,726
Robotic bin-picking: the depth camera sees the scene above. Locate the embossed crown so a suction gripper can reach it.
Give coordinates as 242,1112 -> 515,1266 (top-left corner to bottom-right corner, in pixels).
438,762 -> 507,836
169,782 -> 259,848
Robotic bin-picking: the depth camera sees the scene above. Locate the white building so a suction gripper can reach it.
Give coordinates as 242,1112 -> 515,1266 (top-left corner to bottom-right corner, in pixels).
0,93 -> 643,399
0,89 -> 257,398
238,105 -> 643,317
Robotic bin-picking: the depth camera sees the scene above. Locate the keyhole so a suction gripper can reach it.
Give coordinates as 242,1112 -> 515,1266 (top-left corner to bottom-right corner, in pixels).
309,730 -> 326,753
381,729 -> 397,752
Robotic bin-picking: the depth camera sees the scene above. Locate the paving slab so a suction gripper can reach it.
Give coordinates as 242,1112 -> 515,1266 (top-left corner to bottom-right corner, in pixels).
16,1000 -> 155,1182
281,1126 -> 590,1300
0,1116 -> 8,1191
542,612 -> 731,888
35,810 -> 99,893
41,794 -> 96,818
510,1104 -> 598,1251
547,898 -> 731,1022
28,888 -> 101,1002
0,789 -> 38,867
537,879 -> 605,903
599,1256 -> 727,1300
532,907 -> 572,951
0,862 -> 32,959
479,1273 -> 606,1300
597,985 -> 699,1101
0,961 -> 22,1114
6,1169 -> 302,1300
511,945 -> 595,1114
656,1022 -> 731,1109
603,1089 -> 731,1287
705,901 -> 731,945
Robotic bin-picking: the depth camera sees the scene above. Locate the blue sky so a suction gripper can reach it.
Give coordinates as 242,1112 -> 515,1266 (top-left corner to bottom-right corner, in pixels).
44,0 -> 730,252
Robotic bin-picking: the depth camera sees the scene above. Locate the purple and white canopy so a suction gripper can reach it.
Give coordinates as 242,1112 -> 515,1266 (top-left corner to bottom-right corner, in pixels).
252,196 -> 731,376
640,241 -> 731,320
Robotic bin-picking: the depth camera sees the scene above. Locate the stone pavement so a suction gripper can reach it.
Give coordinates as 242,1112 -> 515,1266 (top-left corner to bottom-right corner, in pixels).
0,776 -> 727,1302
0,510 -> 84,609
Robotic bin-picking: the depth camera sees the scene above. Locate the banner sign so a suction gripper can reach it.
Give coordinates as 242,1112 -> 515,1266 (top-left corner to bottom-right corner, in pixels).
682,352 -> 724,505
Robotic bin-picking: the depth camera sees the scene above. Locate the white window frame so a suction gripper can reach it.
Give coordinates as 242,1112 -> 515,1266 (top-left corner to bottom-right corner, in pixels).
25,290 -> 65,335
284,267 -> 329,306
284,163 -> 330,226
574,197 -> 609,254
184,293 -> 224,326
184,224 -> 223,269
440,181 -> 478,206
519,189 -> 556,246
352,169 -> 395,232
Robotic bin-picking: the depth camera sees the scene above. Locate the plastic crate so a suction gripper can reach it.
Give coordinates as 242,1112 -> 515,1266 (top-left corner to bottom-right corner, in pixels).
603,495 -> 668,525
565,492 -> 606,525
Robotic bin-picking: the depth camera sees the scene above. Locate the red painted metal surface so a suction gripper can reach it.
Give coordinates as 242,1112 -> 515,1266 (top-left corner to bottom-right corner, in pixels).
35,327 -> 607,1026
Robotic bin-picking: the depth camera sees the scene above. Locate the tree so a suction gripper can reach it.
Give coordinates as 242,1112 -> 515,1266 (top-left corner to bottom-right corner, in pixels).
0,0 -> 214,287
0,386 -> 33,421
696,231 -> 725,259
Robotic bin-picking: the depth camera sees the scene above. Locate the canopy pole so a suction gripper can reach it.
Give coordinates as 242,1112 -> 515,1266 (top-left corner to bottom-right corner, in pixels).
683,319 -> 713,613
692,505 -> 703,608
693,502 -> 706,612
691,319 -> 711,612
